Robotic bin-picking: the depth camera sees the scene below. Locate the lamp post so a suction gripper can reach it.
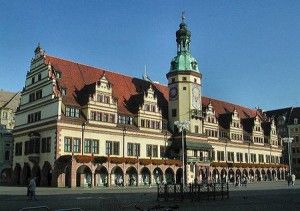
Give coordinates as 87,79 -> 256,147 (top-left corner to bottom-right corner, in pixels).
164,131 -> 167,160
270,144 -> 272,164
282,137 -> 293,174
174,120 -> 190,185
248,141 -> 251,163
123,127 -> 126,158
81,121 -> 86,156
224,140 -> 228,183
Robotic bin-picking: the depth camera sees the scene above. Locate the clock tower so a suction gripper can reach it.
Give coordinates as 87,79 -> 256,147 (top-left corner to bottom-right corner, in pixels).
166,15 -> 202,133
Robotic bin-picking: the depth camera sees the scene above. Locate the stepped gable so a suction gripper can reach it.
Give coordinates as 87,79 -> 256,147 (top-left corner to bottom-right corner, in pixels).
44,55 -> 169,117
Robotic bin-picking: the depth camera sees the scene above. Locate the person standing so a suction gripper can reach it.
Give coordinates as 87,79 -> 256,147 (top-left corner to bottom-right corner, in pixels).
28,177 -> 37,200
291,173 -> 296,186
287,173 -> 291,186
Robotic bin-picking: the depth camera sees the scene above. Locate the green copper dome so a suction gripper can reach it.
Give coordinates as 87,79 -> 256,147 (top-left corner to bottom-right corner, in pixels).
170,53 -> 199,73
168,18 -> 200,74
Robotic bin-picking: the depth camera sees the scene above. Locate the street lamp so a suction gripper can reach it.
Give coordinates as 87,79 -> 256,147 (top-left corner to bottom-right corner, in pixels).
248,141 -> 251,163
282,137 -> 293,174
123,127 -> 126,158
270,144 -> 272,164
81,121 -> 86,155
224,140 -> 228,183
174,120 -> 190,185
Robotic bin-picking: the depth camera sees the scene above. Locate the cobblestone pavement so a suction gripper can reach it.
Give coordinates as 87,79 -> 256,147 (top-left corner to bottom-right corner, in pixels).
0,180 -> 299,211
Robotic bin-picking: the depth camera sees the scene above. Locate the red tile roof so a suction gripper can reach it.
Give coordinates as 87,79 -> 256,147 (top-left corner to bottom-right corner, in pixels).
44,55 -> 260,121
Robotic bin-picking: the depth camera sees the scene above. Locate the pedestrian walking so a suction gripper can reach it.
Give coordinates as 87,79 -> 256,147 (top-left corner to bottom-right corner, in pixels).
287,173 -> 291,186
291,173 -> 296,186
28,177 -> 37,200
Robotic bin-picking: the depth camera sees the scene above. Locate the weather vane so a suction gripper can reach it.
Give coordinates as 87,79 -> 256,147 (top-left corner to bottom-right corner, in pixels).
181,11 -> 185,22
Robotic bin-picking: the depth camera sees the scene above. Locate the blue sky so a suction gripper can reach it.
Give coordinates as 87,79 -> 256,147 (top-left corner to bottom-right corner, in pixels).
1,1 -> 299,110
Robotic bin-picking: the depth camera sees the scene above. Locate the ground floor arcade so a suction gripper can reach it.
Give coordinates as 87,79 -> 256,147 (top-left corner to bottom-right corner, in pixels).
12,156 -> 288,188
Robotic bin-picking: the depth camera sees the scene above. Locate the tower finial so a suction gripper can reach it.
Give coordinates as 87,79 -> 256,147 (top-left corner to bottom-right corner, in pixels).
181,11 -> 185,22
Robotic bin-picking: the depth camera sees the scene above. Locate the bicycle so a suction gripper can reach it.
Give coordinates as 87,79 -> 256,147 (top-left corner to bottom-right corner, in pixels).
134,204 -> 179,211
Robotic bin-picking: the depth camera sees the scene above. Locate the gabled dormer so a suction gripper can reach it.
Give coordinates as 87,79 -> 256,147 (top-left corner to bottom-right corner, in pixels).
252,115 -> 264,144
84,73 -> 117,126
203,101 -> 218,138
229,109 -> 243,142
137,85 -> 162,132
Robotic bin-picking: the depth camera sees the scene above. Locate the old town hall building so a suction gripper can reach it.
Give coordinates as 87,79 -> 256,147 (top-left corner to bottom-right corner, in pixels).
12,17 -> 286,188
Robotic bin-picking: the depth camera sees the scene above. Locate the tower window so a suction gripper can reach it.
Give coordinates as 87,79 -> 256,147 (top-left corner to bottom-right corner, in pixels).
182,77 -> 187,81
172,109 -> 177,117
194,79 -> 197,83
183,87 -> 186,90
172,78 -> 175,83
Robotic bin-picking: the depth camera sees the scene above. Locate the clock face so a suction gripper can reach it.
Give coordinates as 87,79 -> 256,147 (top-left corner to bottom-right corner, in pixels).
169,86 -> 178,99
192,85 -> 201,109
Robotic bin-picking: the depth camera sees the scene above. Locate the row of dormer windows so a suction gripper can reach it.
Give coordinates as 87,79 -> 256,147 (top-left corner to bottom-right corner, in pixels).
140,119 -> 160,129
118,115 -> 133,125
231,133 -> 243,141
90,111 -> 115,123
29,89 -> 42,102
65,107 -> 80,118
253,137 -> 264,143
205,129 -> 218,137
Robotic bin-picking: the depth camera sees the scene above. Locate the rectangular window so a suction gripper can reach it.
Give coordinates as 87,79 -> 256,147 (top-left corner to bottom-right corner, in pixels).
97,113 -> 102,121
153,145 -> 158,157
84,139 -> 91,153
227,152 -> 234,162
92,140 -> 99,154
141,119 -> 145,127
29,93 -> 35,102
25,141 -> 29,155
195,126 -> 199,133
65,107 -> 80,118
110,114 -> 115,123
106,141 -> 119,155
36,90 -> 42,99
135,144 -> 140,157
70,108 -> 75,117
5,151 -> 10,160
73,138 -> 80,153
41,137 -> 51,153
113,142 -> 119,155
90,111 -> 96,120
103,114 -> 108,122
146,145 -> 152,157
106,141 -> 112,155
64,137 -> 72,152
75,109 -> 80,118
172,109 -> 177,117
15,142 -> 22,156
217,151 -> 224,161
160,146 -> 166,158
128,143 -> 133,156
